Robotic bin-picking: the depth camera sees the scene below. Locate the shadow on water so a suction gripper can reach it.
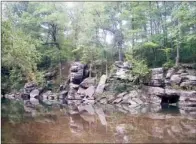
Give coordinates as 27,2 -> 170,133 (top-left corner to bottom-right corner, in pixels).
158,104 -> 180,115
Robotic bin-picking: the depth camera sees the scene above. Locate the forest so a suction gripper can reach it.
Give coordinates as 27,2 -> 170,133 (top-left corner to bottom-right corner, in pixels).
2,1 -> 196,93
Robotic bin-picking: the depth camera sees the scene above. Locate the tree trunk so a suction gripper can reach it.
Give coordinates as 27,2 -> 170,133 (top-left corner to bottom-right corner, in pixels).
89,63 -> 92,78
149,1 -> 153,36
118,42 -> 123,62
164,1 -> 167,47
176,45 -> 180,67
175,19 -> 180,67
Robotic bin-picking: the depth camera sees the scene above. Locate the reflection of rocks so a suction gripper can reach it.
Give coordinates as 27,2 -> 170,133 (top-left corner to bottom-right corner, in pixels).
115,124 -> 130,143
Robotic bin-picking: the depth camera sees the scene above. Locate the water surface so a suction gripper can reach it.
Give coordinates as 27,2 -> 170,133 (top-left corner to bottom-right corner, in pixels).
2,104 -> 196,143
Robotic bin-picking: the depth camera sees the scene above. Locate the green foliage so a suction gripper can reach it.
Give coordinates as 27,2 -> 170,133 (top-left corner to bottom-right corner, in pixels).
126,52 -> 150,83
2,2 -> 196,93
142,42 -> 159,49
163,60 -> 175,69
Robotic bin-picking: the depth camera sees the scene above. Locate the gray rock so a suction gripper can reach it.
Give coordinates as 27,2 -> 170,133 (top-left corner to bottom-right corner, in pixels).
150,79 -> 164,87
30,89 -> 39,98
127,98 -> 137,105
166,68 -> 175,79
176,69 -> 186,74
84,86 -> 95,98
128,90 -> 140,98
180,90 -> 196,98
115,69 -> 133,80
112,97 -> 122,104
170,74 -> 182,84
80,78 -> 96,89
99,98 -> 107,104
185,75 -> 196,81
165,79 -> 171,86
146,86 -> 164,96
151,73 -> 164,80
151,67 -> 163,74
117,92 -> 128,98
95,75 -> 107,94
82,99 -> 95,105
106,94 -> 115,102
59,90 -> 68,98
122,94 -> 131,101
70,66 -> 78,72
165,89 -> 180,96
132,98 -> 143,104
114,61 -> 123,68
180,81 -> 196,88
70,71 -> 83,83
30,98 -> 39,105
70,83 -> 80,89
180,73 -> 189,77
77,87 -> 86,95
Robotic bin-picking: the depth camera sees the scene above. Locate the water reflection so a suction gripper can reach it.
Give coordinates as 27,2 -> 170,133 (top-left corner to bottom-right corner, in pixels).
159,105 -> 180,114
2,102 -> 196,143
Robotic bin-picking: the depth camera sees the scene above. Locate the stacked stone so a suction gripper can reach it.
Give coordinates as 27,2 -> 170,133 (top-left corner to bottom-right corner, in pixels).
165,67 -> 196,89
149,68 -> 164,87
59,62 -> 96,114
113,61 -> 132,80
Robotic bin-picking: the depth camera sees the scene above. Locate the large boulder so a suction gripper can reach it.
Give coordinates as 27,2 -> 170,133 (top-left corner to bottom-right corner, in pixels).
166,68 -> 175,79
30,89 -> 39,98
149,68 -> 164,87
114,61 -> 123,68
84,86 -> 95,99
170,74 -> 181,85
69,62 -> 87,84
30,97 -> 39,105
95,75 -> 107,94
145,86 -> 165,97
80,78 -> 96,89
151,67 -> 163,74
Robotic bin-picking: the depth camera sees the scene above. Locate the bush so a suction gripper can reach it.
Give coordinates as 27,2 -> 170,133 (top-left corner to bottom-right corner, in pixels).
125,53 -> 150,83
163,60 -> 175,69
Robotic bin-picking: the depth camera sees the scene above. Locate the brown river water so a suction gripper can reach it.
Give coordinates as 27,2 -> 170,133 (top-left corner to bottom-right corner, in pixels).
2,104 -> 196,143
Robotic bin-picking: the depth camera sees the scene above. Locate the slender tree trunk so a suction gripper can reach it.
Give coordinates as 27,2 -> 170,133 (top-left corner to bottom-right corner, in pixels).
175,19 -> 180,67
118,42 -> 123,62
89,63 -> 92,78
176,45 -> 180,67
149,1 -> 153,36
131,17 -> 135,48
103,30 -> 108,76
164,1 -> 167,47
